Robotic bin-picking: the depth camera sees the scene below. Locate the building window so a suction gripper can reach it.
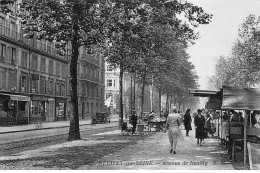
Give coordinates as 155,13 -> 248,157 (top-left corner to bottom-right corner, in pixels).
21,73 -> 29,92
96,87 -> 99,98
21,50 -> 28,68
0,68 -> 6,90
10,22 -> 16,38
61,82 -> 65,96
106,79 -> 113,87
106,93 -> 113,103
11,47 -> 16,65
31,79 -> 38,93
40,57 -> 46,72
49,79 -> 53,95
8,70 -> 16,91
101,72 -> 104,83
114,79 -> 116,87
56,81 -> 60,96
31,54 -> 38,70
62,63 -> 66,77
56,62 -> 60,76
49,60 -> 53,74
107,65 -> 113,71
0,44 -> 6,62
0,17 -> 5,26
39,76 -> 46,94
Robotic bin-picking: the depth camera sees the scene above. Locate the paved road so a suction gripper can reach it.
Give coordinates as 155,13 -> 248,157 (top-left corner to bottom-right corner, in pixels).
0,122 -> 118,144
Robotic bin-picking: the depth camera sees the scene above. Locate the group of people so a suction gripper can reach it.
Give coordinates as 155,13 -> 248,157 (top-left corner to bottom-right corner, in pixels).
164,107 -> 216,154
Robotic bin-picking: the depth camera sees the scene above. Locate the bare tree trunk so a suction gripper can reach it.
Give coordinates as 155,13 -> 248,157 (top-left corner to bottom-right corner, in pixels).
119,64 -> 124,130
141,66 -> 147,115
130,74 -> 132,115
133,71 -> 136,111
141,75 -> 146,116
68,20 -> 80,141
159,89 -> 161,116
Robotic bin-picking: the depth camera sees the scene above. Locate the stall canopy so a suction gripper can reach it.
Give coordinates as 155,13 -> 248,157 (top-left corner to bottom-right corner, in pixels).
222,85 -> 260,110
189,89 -> 220,97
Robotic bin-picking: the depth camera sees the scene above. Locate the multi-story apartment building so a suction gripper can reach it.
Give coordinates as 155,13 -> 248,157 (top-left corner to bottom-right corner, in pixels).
0,10 -> 69,125
0,3 -> 105,126
66,46 -> 105,120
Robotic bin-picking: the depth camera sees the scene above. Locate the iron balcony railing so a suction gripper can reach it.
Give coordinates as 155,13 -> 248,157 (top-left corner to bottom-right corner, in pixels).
0,25 -> 68,61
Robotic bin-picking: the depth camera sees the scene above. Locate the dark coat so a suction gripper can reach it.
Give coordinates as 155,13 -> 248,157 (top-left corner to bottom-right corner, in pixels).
184,112 -> 192,130
132,114 -> 137,124
194,115 -> 205,139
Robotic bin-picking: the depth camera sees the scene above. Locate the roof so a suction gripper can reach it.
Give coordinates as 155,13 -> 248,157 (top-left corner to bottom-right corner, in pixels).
189,89 -> 220,97
221,85 -> 260,110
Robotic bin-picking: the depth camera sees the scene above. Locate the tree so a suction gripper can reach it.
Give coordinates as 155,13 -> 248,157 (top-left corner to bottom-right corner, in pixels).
210,15 -> 260,89
19,0 -> 110,141
0,0 -> 15,13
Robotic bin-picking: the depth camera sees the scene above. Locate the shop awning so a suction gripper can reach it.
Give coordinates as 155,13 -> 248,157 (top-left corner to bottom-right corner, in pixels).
0,93 -> 31,101
221,85 -> 260,110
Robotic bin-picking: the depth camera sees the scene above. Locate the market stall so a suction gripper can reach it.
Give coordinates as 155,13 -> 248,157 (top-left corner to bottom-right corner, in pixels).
190,86 -> 260,169
221,86 -> 260,169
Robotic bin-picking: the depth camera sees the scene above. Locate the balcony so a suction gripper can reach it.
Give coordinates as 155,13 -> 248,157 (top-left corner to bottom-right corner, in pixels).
80,54 -> 99,67
79,73 -> 99,84
0,25 -> 68,61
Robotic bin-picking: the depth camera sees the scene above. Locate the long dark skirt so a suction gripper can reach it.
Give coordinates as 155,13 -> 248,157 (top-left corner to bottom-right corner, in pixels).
184,123 -> 192,130
195,127 -> 205,139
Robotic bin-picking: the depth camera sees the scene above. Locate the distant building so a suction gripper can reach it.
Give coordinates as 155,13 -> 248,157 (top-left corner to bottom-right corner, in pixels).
104,62 -> 160,117
70,46 -> 105,120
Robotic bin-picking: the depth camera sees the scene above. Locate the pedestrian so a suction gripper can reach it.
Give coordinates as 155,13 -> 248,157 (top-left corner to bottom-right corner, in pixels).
164,110 -> 169,119
194,109 -> 205,146
164,107 -> 184,154
184,109 -> 192,136
131,110 -> 138,135
205,114 -> 212,138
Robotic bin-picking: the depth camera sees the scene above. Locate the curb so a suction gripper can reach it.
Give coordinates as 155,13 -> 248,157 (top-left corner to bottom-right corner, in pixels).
0,120 -> 119,135
0,124 -> 119,145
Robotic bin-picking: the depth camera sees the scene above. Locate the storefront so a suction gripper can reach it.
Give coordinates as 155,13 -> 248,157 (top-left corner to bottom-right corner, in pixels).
0,93 -> 30,126
30,95 -> 48,123
55,97 -> 67,121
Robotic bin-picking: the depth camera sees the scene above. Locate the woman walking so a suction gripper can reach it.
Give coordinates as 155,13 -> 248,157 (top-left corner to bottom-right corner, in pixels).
184,109 -> 192,136
164,107 -> 184,154
194,109 -> 205,146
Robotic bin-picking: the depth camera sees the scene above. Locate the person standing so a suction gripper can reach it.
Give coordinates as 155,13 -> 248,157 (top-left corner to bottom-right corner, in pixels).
205,114 -> 212,138
184,109 -> 192,136
164,107 -> 184,154
131,110 -> 138,135
194,109 -> 205,146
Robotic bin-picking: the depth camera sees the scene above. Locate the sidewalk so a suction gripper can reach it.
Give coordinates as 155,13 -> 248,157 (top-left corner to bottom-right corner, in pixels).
0,118 -> 119,134
79,129 -> 234,170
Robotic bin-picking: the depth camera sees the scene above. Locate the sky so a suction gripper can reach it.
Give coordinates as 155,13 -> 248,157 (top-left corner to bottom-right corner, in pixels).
186,0 -> 260,89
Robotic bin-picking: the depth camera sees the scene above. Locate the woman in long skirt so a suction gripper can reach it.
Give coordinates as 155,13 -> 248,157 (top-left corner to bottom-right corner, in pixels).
194,109 -> 205,146
164,107 -> 184,154
184,109 -> 192,136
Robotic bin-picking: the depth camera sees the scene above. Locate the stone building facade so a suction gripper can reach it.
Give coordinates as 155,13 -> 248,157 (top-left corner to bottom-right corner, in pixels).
0,3 -> 105,125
